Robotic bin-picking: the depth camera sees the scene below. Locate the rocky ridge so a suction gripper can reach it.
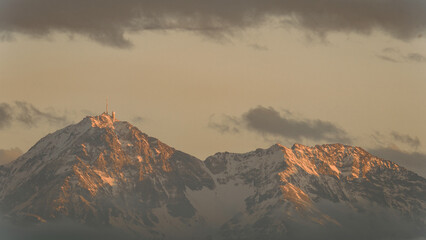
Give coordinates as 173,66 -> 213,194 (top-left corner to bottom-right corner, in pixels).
0,113 -> 424,239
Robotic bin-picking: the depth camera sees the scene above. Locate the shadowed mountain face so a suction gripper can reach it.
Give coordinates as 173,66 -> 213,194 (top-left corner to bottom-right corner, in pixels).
0,114 -> 425,240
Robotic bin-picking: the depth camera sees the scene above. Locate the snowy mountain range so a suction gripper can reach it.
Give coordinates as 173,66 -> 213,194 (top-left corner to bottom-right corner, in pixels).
0,113 -> 425,240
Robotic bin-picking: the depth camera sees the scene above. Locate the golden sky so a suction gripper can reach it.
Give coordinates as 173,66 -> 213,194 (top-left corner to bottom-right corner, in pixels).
0,2 -> 425,175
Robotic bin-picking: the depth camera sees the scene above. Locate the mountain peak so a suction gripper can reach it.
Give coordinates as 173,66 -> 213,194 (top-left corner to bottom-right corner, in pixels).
0,113 -> 215,234
87,112 -> 118,128
291,143 -> 307,149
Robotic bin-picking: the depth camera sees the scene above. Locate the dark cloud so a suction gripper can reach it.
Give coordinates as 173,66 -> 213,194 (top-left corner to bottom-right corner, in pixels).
0,101 -> 69,129
369,147 -> 426,178
209,106 -> 351,143
0,0 -> 425,47
0,148 -> 22,165
243,106 -> 350,143
377,48 -> 426,63
391,132 -> 421,149
0,103 -> 13,129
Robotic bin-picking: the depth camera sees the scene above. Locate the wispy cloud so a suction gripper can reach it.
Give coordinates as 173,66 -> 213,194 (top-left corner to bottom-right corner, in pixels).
249,43 -> 269,51
391,132 -> 421,149
377,55 -> 399,63
406,53 -> 426,63
131,116 -> 145,124
0,103 -> 13,129
1,0 -> 425,47
208,115 -> 240,134
0,101 -> 69,130
209,106 -> 351,143
371,131 -> 421,150
377,48 -> 426,63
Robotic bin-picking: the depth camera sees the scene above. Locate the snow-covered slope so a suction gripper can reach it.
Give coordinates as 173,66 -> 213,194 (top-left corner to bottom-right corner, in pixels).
0,114 -> 425,239
0,113 -> 214,239
203,143 -> 426,239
